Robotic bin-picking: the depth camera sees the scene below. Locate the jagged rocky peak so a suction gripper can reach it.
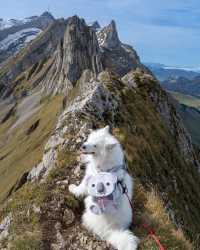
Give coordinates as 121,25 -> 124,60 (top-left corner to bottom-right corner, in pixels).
36,11 -> 55,30
41,11 -> 55,19
97,19 -> 146,76
88,21 -> 101,31
97,19 -> 120,49
62,16 -> 102,83
45,15 -> 103,91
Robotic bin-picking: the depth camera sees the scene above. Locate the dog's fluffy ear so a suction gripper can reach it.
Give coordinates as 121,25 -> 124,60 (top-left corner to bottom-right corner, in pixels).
103,125 -> 110,133
106,143 -> 118,150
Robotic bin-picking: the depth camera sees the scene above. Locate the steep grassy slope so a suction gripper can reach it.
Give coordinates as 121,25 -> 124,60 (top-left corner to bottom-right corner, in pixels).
169,91 -> 200,147
104,72 -> 200,239
169,91 -> 200,110
178,104 -> 200,147
0,71 -> 199,249
0,95 -> 63,202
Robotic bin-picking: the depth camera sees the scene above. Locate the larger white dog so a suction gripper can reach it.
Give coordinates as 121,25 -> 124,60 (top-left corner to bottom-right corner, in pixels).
69,126 -> 139,250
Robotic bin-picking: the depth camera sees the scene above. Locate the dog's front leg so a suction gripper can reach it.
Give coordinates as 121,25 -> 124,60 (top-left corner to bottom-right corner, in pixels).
69,174 -> 88,198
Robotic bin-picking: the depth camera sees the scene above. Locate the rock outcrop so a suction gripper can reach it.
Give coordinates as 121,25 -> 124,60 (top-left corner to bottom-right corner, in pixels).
97,20 -> 146,76
88,21 -> 101,31
42,16 -> 103,95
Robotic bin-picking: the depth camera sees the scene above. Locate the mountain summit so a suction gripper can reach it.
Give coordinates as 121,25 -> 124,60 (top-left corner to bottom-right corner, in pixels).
43,15 -> 103,93
97,20 -> 120,49
97,20 -> 145,76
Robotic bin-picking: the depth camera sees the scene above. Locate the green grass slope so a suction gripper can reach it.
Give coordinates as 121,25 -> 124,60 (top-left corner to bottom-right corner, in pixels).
0,95 -> 63,203
169,91 -> 200,147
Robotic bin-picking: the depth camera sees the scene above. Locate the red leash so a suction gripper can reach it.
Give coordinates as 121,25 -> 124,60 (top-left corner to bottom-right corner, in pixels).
124,189 -> 166,250
142,223 -> 165,250
124,192 -> 135,225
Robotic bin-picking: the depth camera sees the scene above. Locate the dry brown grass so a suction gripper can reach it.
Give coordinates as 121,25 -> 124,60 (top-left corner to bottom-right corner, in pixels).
133,183 -> 192,250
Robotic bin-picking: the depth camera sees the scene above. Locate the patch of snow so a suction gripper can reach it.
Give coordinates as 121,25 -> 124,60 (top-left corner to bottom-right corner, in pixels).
25,34 -> 38,43
0,17 -> 34,30
0,28 -> 41,52
97,30 -> 107,47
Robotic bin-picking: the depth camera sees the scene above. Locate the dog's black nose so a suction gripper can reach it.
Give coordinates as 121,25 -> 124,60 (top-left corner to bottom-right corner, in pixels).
82,144 -> 86,150
97,182 -> 105,193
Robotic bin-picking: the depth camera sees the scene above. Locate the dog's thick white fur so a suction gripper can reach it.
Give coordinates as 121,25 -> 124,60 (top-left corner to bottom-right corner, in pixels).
69,126 -> 139,250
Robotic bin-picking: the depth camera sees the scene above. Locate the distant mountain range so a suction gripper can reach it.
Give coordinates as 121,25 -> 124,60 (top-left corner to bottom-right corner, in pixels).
146,62 -> 200,97
145,62 -> 200,81
0,12 -> 55,64
162,76 -> 200,97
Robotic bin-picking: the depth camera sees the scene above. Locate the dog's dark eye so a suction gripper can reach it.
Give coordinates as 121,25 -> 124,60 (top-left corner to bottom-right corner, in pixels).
92,184 -> 95,187
94,145 -> 97,148
106,182 -> 110,186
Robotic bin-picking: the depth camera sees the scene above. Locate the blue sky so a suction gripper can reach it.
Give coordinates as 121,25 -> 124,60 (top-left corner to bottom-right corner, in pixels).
1,0 -> 200,67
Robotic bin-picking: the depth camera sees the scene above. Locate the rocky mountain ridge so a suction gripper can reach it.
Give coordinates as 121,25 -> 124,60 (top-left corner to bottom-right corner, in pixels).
0,16 -> 146,100
0,14 -> 199,249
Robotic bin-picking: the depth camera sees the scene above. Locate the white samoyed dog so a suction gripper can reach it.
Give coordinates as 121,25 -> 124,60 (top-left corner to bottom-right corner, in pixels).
69,126 -> 139,250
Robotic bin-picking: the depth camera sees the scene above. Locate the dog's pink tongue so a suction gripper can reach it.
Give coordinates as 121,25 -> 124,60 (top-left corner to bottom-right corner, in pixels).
98,197 -> 109,210
98,198 -> 105,210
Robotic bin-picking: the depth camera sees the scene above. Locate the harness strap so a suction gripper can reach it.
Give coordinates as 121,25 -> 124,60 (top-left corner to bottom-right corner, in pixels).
124,191 -> 135,226
107,164 -> 126,173
117,180 -> 127,194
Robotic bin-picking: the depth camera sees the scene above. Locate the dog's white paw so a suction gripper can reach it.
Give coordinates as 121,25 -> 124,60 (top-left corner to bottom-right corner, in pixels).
69,184 -> 80,197
69,184 -> 77,194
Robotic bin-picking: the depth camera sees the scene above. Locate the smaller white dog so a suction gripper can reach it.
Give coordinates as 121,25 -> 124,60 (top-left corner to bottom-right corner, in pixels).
69,126 -> 139,250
